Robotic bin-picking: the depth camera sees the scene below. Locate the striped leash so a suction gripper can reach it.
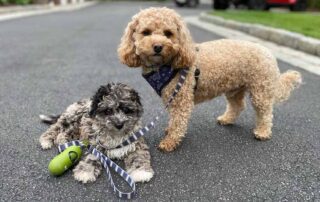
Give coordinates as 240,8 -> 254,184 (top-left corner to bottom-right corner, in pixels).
58,68 -> 188,199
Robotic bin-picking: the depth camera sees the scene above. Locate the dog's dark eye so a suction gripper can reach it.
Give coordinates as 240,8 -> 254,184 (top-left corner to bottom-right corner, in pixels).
142,29 -> 151,36
104,109 -> 113,116
120,107 -> 134,114
164,30 -> 173,38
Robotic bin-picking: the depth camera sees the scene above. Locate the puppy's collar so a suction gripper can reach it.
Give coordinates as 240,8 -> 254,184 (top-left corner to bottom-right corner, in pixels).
142,65 -> 183,96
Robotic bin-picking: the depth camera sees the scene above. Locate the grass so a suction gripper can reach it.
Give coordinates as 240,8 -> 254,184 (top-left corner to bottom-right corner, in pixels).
210,10 -> 320,39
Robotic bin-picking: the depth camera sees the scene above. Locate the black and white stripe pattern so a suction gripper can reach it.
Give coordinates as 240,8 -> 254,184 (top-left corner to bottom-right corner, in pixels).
90,146 -> 136,199
58,141 -> 136,199
58,140 -> 87,153
115,68 -> 188,149
57,69 -> 188,199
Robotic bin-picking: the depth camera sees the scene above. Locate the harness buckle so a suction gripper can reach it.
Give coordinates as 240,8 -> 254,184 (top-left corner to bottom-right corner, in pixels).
194,68 -> 200,91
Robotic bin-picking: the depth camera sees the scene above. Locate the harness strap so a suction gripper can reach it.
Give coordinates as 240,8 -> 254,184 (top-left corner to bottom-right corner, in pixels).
194,68 -> 200,91
194,46 -> 201,92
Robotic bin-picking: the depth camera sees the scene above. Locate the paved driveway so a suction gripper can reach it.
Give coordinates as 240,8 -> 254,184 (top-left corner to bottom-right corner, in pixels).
0,1 -> 319,201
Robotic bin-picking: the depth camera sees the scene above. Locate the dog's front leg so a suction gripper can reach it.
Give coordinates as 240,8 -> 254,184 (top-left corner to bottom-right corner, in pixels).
124,138 -> 154,183
39,124 -> 60,149
158,87 -> 194,152
72,121 -> 102,183
73,153 -> 102,183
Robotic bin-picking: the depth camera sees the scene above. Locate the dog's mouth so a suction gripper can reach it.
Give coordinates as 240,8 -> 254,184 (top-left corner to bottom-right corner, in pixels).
153,53 -> 162,57
149,54 -> 163,63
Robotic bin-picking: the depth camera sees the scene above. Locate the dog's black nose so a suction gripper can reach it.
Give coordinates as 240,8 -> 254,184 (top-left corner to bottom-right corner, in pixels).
115,123 -> 124,130
153,45 -> 163,53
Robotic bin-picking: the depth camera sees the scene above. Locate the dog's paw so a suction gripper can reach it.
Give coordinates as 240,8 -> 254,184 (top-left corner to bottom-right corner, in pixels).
217,115 -> 234,125
254,129 -> 272,141
158,137 -> 178,152
128,169 -> 154,183
39,139 -> 53,150
73,160 -> 100,183
73,169 -> 97,184
55,134 -> 68,145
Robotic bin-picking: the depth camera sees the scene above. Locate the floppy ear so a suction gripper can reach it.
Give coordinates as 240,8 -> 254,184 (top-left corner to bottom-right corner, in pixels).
89,84 -> 111,118
89,97 -> 98,118
172,16 -> 196,68
130,89 -> 142,106
118,16 -> 141,67
130,89 -> 144,116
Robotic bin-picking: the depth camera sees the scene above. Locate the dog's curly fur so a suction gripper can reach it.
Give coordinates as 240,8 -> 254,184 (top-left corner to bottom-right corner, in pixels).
39,83 -> 154,183
118,7 -> 302,152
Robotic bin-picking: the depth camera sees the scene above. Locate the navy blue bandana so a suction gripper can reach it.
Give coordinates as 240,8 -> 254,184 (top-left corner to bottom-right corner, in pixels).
142,65 -> 179,96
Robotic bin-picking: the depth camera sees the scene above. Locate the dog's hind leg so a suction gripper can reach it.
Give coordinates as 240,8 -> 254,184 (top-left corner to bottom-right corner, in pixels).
54,132 -> 71,145
217,88 -> 246,125
250,87 -> 274,140
40,121 -> 78,149
124,138 -> 154,183
39,124 -> 60,149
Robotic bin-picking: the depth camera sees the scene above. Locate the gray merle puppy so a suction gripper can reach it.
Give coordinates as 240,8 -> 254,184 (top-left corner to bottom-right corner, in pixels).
39,83 -> 154,183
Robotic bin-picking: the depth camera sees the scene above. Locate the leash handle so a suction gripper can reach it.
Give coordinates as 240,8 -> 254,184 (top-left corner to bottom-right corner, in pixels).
90,147 -> 136,199
58,141 -> 136,199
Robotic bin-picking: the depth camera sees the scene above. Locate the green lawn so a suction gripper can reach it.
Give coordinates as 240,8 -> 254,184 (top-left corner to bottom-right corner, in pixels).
210,11 -> 320,39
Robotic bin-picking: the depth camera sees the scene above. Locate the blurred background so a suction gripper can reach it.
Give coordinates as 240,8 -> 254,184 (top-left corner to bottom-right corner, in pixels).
174,0 -> 320,11
1,0 -> 319,10
1,0 -> 319,201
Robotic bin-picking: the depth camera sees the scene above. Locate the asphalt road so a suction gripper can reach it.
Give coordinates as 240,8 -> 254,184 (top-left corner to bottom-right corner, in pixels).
0,1 -> 319,201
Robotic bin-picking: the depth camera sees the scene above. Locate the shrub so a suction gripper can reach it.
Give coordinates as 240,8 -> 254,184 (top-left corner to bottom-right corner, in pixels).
10,0 -> 31,4
0,0 -> 9,5
308,0 -> 320,9
16,0 -> 31,4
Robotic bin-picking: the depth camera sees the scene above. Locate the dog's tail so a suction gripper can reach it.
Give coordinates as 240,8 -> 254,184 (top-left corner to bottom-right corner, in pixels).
274,70 -> 302,103
39,114 -> 60,124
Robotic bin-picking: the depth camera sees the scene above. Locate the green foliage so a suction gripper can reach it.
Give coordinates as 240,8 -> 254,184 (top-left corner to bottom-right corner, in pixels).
308,0 -> 320,9
0,0 -> 9,5
14,0 -> 31,4
211,10 -> 320,39
3,0 -> 31,4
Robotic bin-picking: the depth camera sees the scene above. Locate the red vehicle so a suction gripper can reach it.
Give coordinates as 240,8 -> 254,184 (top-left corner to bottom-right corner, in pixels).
266,0 -> 307,10
213,0 -> 307,11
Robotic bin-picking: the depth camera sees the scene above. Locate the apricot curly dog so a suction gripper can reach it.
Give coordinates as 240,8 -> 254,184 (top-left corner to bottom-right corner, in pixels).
118,7 -> 302,152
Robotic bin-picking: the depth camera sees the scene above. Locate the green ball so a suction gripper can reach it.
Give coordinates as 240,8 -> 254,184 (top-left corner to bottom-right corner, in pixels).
48,145 -> 83,176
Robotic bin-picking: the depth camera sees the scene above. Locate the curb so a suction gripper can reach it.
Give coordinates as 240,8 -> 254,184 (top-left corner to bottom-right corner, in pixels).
199,13 -> 320,57
0,1 -> 97,22
0,5 -> 52,15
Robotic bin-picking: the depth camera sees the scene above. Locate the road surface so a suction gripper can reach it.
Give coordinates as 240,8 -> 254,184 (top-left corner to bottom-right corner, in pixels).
0,1 -> 319,201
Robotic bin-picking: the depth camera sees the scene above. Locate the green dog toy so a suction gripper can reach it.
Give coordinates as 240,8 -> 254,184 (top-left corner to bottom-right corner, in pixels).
48,141 -> 88,176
